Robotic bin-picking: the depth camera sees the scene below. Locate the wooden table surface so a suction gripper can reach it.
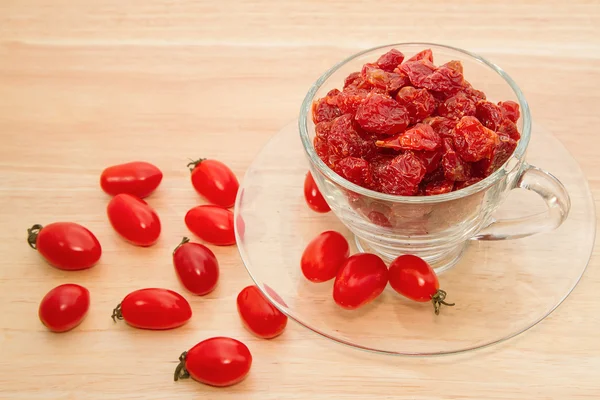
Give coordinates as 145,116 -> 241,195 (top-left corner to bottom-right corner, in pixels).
1,1 -> 600,399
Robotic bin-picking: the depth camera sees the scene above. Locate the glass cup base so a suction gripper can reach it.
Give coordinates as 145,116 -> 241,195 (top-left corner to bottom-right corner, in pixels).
354,235 -> 466,274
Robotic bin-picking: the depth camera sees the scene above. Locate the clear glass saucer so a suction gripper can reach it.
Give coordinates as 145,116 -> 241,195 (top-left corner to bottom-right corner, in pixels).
234,121 -> 595,356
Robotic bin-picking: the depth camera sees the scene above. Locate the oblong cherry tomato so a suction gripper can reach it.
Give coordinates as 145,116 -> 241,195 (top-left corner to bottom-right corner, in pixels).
112,288 -> 191,330
301,231 -> 349,282
185,205 -> 235,246
173,237 -> 219,296
388,255 -> 454,315
100,161 -> 163,198
333,253 -> 388,310
304,172 -> 330,213
39,284 -> 90,332
188,158 -> 239,208
27,222 -> 101,270
236,285 -> 287,339
174,337 -> 252,387
107,194 -> 161,246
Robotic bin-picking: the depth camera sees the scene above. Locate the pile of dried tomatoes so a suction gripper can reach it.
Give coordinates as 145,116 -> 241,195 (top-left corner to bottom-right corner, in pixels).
312,48 -> 521,196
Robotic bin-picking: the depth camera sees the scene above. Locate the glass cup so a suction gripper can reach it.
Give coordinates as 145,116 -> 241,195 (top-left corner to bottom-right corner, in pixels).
299,43 -> 571,272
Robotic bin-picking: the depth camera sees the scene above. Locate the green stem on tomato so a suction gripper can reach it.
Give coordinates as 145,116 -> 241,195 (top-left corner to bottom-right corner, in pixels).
173,237 -> 191,255
174,351 -> 190,381
27,224 -> 43,250
111,303 -> 124,322
186,158 -> 207,172
431,289 -> 455,315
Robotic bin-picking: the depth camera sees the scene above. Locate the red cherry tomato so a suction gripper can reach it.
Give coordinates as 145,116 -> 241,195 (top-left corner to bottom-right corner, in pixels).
185,205 -> 235,246
100,161 -> 163,198
333,253 -> 388,310
173,237 -> 219,296
301,231 -> 350,282
236,285 -> 288,339
388,255 -> 454,314
175,337 -> 252,387
107,194 -> 161,246
188,158 -> 239,208
27,222 -> 101,271
39,284 -> 90,332
112,288 -> 192,330
304,172 -> 330,213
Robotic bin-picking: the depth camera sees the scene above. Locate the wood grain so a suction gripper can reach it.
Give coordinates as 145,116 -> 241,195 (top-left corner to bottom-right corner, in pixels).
1,1 -> 599,399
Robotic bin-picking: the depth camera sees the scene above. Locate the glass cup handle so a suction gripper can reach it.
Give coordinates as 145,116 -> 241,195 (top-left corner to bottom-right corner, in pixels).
472,163 -> 571,241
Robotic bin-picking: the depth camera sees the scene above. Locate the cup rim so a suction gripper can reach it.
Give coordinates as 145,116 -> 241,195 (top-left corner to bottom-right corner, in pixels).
299,42 -> 532,204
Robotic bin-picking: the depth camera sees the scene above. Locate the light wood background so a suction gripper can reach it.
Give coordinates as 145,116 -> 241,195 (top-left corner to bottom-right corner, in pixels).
1,1 -> 599,399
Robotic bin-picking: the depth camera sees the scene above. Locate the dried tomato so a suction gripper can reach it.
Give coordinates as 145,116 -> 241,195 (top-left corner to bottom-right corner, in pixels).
377,49 -> 405,72
355,93 -> 410,136
313,121 -> 332,162
412,149 -> 444,173
362,63 -> 389,89
370,154 -> 395,174
442,60 -> 463,74
337,87 -> 369,115
497,118 -> 521,140
407,49 -> 433,63
473,134 -> 518,177
395,86 -> 437,124
421,66 -> 464,93
385,72 -> 409,94
422,165 -> 445,184
334,157 -> 375,188
344,72 -> 362,89
376,123 -> 441,152
314,136 -> 329,163
368,210 -> 393,227
429,90 -> 453,103
425,180 -> 455,196
315,120 -> 332,139
423,116 -> 455,138
498,101 -> 520,123
361,63 -> 407,93
438,92 -> 476,120
375,152 -> 426,195
463,82 -> 487,101
452,116 -> 497,162
441,138 -> 470,181
475,101 -> 503,131
312,89 -> 341,124
399,59 -> 437,88
327,114 -> 376,163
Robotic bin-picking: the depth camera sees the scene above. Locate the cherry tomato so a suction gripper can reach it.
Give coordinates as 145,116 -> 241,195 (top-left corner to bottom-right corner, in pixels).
107,194 -> 161,246
333,253 -> 388,310
388,254 -> 454,315
185,205 -> 235,246
173,237 -> 219,296
39,284 -> 90,332
301,231 -> 350,282
27,222 -> 101,271
112,288 -> 192,330
174,337 -> 252,387
100,161 -> 162,198
188,158 -> 239,208
236,285 -> 288,339
304,172 -> 330,213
